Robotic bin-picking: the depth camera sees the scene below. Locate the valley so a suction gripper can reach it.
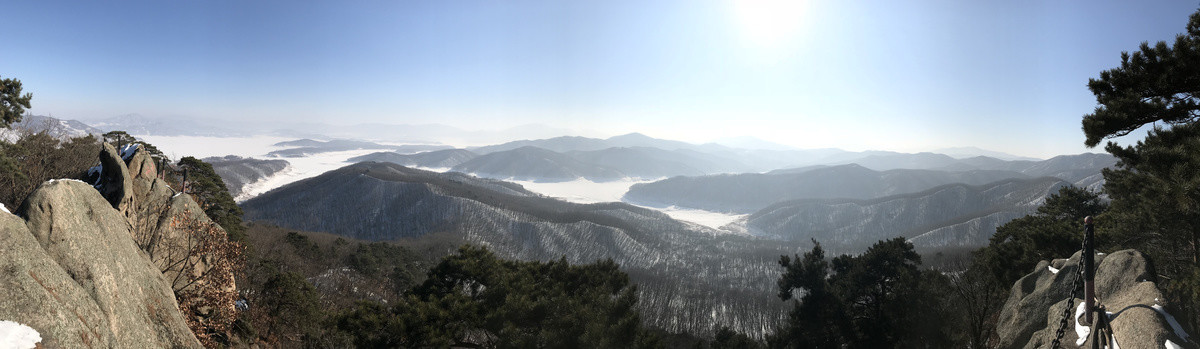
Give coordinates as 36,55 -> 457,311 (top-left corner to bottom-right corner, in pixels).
109,125 -> 1117,339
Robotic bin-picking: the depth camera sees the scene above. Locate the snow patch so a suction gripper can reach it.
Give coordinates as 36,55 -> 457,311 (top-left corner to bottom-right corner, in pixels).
88,165 -> 103,187
120,143 -> 139,160
0,203 -> 8,214
1071,302 -> 1122,347
1151,304 -> 1191,342
413,166 -> 452,173
0,320 -> 41,349
1048,266 -> 1060,274
47,178 -> 87,184
236,149 -> 383,202
1165,340 -> 1183,349
1075,302 -> 1090,345
654,206 -> 749,232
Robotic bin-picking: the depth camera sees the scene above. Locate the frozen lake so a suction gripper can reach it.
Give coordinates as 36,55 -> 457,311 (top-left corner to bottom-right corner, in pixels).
133,135 -> 380,201
509,178 -> 747,232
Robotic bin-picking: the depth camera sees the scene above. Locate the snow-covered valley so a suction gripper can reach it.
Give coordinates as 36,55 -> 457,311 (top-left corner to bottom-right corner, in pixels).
139,135 -> 747,230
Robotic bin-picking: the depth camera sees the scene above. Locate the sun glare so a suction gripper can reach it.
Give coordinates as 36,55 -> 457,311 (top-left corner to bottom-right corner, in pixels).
731,0 -> 807,48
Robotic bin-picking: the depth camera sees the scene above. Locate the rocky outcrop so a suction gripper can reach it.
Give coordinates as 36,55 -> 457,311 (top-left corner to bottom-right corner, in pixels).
996,249 -> 1195,349
125,145 -> 159,181
96,143 -> 133,217
0,180 -> 201,348
120,145 -> 238,327
0,143 -> 241,347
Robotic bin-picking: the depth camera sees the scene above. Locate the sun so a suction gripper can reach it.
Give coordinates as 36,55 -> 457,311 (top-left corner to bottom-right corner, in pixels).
731,0 -> 807,48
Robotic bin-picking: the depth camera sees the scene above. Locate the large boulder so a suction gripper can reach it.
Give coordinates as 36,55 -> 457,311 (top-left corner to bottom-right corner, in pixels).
96,143 -> 134,218
125,145 -> 158,181
0,199 -> 116,348
6,180 -> 201,348
996,249 -> 1195,349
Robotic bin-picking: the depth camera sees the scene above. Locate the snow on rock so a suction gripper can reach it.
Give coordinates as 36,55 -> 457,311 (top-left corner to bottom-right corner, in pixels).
1151,304 -> 1192,342
996,250 -> 1187,349
1166,340 -> 1183,349
120,143 -> 140,160
0,320 -> 41,349
0,203 -> 8,214
1047,265 -> 1060,274
1074,302 -> 1090,346
88,165 -> 103,187
47,179 -> 87,184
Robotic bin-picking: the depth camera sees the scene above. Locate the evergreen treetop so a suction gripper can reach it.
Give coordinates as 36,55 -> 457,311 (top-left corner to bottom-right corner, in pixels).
0,75 -> 33,129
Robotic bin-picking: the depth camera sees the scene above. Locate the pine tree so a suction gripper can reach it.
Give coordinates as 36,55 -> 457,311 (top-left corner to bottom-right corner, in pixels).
772,238 -> 949,348
177,156 -> 247,242
0,75 -> 33,128
1080,7 -> 1200,336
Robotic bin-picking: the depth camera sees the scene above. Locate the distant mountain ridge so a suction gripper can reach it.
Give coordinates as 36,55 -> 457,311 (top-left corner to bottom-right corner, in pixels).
451,146 -> 627,182
348,149 -> 478,169
86,113 -> 248,137
1,114 -> 104,142
624,164 -> 1034,213
267,139 -> 450,158
627,153 -> 1115,213
933,146 -> 1040,161
743,177 -> 1071,251
441,145 -> 752,181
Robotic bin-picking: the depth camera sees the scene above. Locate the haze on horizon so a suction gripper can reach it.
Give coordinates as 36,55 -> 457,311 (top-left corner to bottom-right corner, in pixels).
8,0 -> 1197,158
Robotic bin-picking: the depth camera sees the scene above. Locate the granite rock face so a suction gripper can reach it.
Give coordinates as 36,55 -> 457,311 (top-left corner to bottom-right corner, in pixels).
2,180 -> 202,348
996,249 -> 1195,349
121,146 -> 237,314
0,143 -> 242,347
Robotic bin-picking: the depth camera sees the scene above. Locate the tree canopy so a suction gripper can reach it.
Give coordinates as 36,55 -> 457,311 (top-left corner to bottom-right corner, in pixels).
0,75 -> 33,128
325,245 -> 662,348
1080,7 -> 1200,338
772,238 -> 952,348
178,156 -> 247,242
1082,9 -> 1200,148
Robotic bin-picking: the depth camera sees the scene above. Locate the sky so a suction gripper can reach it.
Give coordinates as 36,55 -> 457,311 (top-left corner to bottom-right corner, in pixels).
6,0 -> 1199,158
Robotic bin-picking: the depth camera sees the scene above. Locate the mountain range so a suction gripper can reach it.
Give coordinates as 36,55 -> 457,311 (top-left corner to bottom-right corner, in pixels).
0,114 -> 104,142
223,129 -> 1123,340
267,139 -> 451,158
741,177 -> 1070,252
241,161 -> 798,337
348,149 -> 479,169
625,153 -> 1114,213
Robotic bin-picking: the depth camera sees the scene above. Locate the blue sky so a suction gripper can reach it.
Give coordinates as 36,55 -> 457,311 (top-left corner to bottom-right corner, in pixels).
7,1 -> 1198,157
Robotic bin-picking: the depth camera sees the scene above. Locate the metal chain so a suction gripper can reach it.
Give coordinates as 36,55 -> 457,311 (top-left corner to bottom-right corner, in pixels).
1051,237 -> 1089,349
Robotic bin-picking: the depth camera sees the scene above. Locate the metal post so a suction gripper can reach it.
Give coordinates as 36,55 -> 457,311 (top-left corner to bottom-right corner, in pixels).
1084,216 -> 1095,324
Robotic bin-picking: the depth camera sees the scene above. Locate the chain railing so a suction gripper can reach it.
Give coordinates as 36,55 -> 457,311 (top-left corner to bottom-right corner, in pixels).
1051,236 -> 1088,349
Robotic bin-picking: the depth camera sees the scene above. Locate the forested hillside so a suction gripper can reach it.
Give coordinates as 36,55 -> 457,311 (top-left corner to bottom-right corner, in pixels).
625,164 -> 1032,213
745,177 -> 1069,251
242,161 -> 800,338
